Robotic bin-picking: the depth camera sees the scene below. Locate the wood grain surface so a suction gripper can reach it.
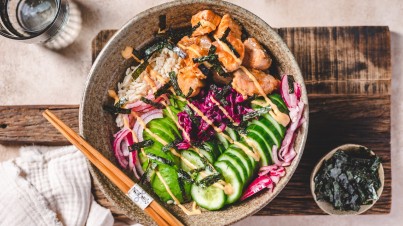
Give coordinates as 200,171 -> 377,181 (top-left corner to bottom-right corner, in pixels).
0,26 -> 391,216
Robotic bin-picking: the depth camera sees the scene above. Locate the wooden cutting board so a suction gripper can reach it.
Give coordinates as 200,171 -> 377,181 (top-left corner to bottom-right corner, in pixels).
0,26 -> 391,216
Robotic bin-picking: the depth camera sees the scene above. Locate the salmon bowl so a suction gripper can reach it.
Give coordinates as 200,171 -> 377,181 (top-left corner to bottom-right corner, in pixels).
79,0 -> 309,225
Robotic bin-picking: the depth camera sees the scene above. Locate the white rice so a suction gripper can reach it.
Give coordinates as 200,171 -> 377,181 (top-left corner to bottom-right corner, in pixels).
115,48 -> 183,128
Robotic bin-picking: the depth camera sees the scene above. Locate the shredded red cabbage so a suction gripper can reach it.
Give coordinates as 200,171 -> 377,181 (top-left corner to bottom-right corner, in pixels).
177,87 -> 251,146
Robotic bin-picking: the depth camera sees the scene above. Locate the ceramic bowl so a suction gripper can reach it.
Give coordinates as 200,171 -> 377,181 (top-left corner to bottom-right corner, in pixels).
80,0 -> 309,225
310,144 -> 384,215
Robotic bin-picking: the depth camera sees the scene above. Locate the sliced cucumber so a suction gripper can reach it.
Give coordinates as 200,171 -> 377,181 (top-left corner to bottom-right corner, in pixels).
216,133 -> 230,149
226,146 -> 253,179
262,113 -> 286,138
249,119 -> 280,147
180,150 -> 205,172
217,153 -> 248,184
215,160 -> 243,204
245,131 -> 272,166
191,174 -> 226,210
268,93 -> 288,113
225,127 -> 240,141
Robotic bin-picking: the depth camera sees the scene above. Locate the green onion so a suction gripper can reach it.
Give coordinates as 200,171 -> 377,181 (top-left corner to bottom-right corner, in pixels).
219,28 -> 241,58
168,71 -> 183,96
129,140 -> 154,151
196,173 -> 222,188
103,105 -> 131,114
242,106 -> 272,121
140,97 -> 165,109
146,153 -> 174,166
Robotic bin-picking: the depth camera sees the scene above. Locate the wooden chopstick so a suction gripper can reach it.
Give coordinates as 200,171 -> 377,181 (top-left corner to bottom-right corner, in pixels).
43,110 -> 183,226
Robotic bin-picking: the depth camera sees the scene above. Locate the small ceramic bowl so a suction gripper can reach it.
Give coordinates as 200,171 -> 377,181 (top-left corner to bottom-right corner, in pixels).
310,144 -> 384,215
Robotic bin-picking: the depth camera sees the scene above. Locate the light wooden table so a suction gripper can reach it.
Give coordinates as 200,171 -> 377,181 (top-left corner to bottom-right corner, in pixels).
1,1 -> 402,225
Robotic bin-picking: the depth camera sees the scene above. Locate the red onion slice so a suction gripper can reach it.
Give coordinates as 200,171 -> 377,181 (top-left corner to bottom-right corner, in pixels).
112,128 -> 131,168
132,109 -> 163,142
280,74 -> 298,108
241,175 -> 274,201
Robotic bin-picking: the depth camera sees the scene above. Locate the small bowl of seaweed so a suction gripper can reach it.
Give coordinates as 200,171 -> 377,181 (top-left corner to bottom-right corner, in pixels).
310,144 -> 384,215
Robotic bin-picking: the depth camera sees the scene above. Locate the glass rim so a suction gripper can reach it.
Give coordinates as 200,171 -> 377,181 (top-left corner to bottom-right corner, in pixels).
0,0 -> 68,43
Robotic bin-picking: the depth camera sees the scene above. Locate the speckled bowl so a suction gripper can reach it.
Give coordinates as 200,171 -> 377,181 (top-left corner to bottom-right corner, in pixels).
79,0 -> 309,225
310,144 -> 384,215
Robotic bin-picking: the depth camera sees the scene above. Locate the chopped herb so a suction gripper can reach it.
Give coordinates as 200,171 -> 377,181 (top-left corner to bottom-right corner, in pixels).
192,54 -> 218,63
196,173 -> 222,188
314,148 -> 382,211
129,140 -> 154,151
140,97 -> 165,109
131,61 -> 149,80
103,105 -> 131,114
185,87 -> 194,98
158,15 -> 166,31
242,106 -> 272,121
168,71 -> 183,96
154,81 -> 172,97
162,138 -> 181,152
146,153 -> 174,166
219,28 -> 240,58
288,75 -> 295,94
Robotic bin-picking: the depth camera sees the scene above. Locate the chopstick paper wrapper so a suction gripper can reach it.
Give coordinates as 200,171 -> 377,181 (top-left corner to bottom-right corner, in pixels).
127,184 -> 154,210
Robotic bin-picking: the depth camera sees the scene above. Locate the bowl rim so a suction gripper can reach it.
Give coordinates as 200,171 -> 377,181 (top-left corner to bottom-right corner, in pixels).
310,144 -> 385,215
79,0 -> 309,224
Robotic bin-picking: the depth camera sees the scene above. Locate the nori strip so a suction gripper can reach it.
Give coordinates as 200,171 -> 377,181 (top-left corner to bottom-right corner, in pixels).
154,81 -> 172,97
114,97 -> 127,108
178,169 -> 194,183
162,138 -> 181,152
196,173 -> 222,188
184,105 -> 199,128
146,153 -> 174,166
219,28 -> 240,58
159,15 -> 166,31
168,71 -> 183,96
103,105 -> 131,115
129,140 -> 154,152
288,75 -> 295,94
242,106 -> 272,121
185,87 -> 194,98
140,97 -> 165,109
192,54 -> 218,63
131,61 -> 149,80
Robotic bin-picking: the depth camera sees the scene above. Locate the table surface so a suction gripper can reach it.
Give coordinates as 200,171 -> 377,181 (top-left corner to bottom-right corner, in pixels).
0,1 -> 402,226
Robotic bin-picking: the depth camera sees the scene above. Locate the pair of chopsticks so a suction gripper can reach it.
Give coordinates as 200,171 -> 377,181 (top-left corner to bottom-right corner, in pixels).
43,110 -> 183,226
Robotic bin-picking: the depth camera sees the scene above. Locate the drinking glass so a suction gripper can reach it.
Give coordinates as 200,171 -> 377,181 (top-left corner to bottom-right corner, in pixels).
0,0 -> 82,49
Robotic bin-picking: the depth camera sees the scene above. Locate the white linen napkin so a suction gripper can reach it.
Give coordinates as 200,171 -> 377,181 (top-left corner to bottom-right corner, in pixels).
0,146 -> 114,226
